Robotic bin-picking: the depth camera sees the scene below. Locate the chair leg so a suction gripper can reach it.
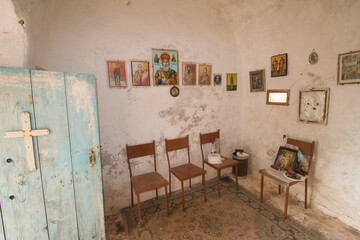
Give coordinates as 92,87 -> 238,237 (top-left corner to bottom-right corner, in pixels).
235,163 -> 239,191
181,181 -> 185,211
169,171 -> 172,195
189,179 -> 192,188
202,174 -> 207,202
305,178 -> 308,209
278,184 -> 281,194
131,183 -> 134,206
137,194 -> 142,227
156,188 -> 158,200
284,185 -> 289,219
217,170 -> 221,198
260,175 -> 264,203
165,185 -> 169,216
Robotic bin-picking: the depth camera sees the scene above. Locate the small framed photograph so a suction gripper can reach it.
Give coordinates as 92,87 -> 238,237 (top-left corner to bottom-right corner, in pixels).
226,73 -> 237,91
182,62 -> 196,85
337,50 -> 360,84
131,60 -> 150,86
199,64 -> 212,85
249,69 -> 265,92
271,53 -> 288,77
271,146 -> 298,171
213,73 -> 222,86
266,89 -> 290,105
299,88 -> 330,125
107,61 -> 126,88
153,48 -> 179,85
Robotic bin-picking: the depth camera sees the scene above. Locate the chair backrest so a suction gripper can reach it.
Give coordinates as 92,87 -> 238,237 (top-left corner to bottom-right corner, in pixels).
165,135 -> 190,168
199,129 -> 220,162
126,141 -> 157,179
285,135 -> 315,173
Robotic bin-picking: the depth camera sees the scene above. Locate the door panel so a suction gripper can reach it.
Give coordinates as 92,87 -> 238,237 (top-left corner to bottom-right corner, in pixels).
31,70 -> 79,239
65,73 -> 106,239
1,203 -> 5,240
0,68 -> 49,240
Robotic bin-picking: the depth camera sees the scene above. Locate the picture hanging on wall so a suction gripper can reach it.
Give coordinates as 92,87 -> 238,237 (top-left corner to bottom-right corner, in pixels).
199,64 -> 212,85
299,88 -> 330,125
214,73 -> 222,86
182,62 -> 196,85
249,69 -> 265,92
226,73 -> 237,91
131,60 -> 150,86
153,48 -> 179,86
271,53 -> 288,77
337,50 -> 360,84
107,61 -> 126,88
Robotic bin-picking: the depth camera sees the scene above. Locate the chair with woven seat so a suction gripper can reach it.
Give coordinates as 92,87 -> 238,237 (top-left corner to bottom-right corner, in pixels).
259,135 -> 315,219
165,135 -> 207,211
126,141 -> 169,227
199,129 -> 239,197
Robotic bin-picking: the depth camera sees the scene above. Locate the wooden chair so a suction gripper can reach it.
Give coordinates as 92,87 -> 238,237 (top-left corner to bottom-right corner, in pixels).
165,135 -> 207,211
199,129 -> 239,197
259,135 -> 315,219
126,141 -> 169,227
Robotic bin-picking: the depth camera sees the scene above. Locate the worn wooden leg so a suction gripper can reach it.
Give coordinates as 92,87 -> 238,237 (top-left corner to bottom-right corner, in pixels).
189,179 -> 192,188
156,188 -> 158,200
260,175 -> 264,203
217,170 -> 221,197
169,171 -> 172,195
131,182 -> 134,206
165,185 -> 169,216
235,164 -> 239,191
202,174 -> 207,202
137,194 -> 142,227
284,185 -> 289,219
305,178 -> 308,209
278,184 -> 281,194
181,181 -> 185,211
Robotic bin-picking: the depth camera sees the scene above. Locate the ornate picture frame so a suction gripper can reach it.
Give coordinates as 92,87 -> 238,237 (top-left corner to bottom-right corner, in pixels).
266,90 -> 290,105
271,53 -> 288,77
299,88 -> 330,125
337,50 -> 360,85
131,60 -> 150,86
249,69 -> 265,92
199,64 -> 212,86
153,48 -> 179,86
271,146 -> 298,171
226,73 -> 237,91
107,61 -> 127,88
213,73 -> 222,86
182,62 -> 196,85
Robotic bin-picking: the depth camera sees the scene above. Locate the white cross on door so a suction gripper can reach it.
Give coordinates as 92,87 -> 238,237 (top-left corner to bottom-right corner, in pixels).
3,112 -> 50,171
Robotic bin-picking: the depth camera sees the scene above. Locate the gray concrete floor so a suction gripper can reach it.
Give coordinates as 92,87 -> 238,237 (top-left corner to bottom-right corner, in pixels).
106,174 -> 360,240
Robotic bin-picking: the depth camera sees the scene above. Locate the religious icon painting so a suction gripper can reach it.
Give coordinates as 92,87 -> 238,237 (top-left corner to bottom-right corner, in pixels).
337,50 -> 360,84
199,64 -> 212,86
182,62 -> 196,85
249,69 -> 265,92
271,53 -> 288,77
131,60 -> 150,86
152,49 -> 179,86
107,61 -> 126,88
226,73 -> 237,91
213,74 -> 222,86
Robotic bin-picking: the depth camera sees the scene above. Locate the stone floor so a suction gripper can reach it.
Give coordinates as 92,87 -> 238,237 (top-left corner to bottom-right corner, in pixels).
106,174 -> 360,240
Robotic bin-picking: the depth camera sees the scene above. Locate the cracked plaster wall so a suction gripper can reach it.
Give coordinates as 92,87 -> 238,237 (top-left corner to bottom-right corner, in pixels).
218,0 -> 360,231
17,0 -> 242,215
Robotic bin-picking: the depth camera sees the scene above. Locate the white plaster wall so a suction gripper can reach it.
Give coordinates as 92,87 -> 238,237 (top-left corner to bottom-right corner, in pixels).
24,0 -> 242,213
219,0 -> 360,231
0,0 -> 27,68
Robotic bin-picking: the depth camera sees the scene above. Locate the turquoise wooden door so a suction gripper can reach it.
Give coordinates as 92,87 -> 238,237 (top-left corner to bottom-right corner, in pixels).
0,68 -> 105,239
